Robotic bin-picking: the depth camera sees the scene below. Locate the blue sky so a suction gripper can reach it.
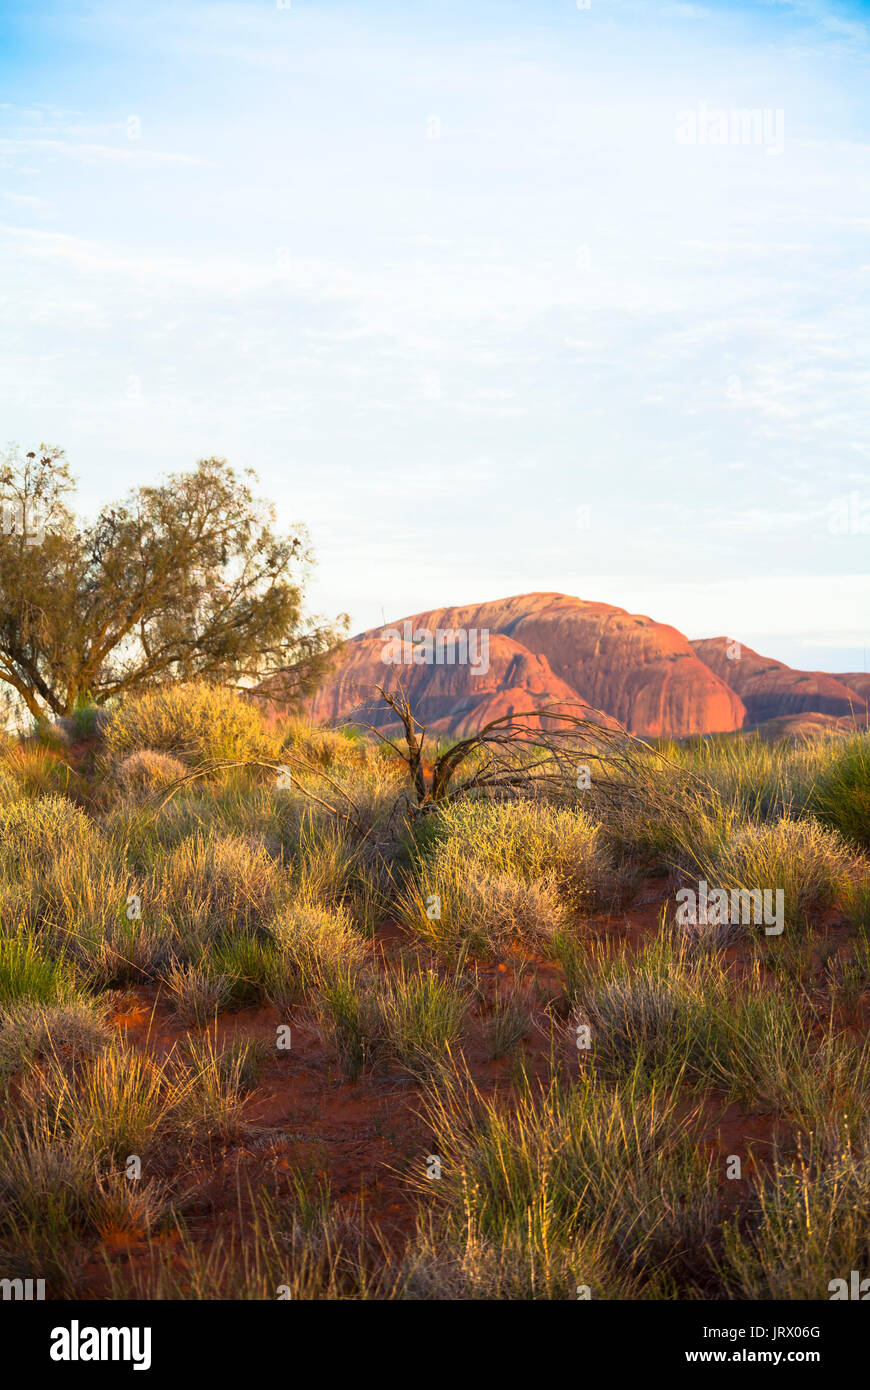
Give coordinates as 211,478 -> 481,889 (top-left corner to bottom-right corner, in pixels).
1,0 -> 869,671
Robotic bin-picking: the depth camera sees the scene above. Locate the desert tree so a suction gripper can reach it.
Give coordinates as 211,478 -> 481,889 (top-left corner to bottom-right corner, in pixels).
0,444 -> 345,720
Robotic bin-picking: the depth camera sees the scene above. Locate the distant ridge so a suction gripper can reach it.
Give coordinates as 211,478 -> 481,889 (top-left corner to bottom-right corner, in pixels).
288,593 -> 868,739
690,637 -> 867,726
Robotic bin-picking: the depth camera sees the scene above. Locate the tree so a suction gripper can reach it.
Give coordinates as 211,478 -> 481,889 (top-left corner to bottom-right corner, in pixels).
0,444 -> 346,720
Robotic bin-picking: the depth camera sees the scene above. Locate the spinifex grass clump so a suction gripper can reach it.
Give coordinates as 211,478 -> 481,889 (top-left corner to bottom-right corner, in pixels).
378,965 -> 471,1076
312,961 -> 470,1080
104,1186 -> 396,1300
694,816 -> 854,931
151,832 -> 286,941
204,931 -> 283,1009
0,1115 -> 169,1286
18,1044 -> 171,1164
565,931 -> 751,1090
591,731 -> 865,883
312,966 -> 387,1080
563,923 -> 870,1122
0,745 -> 75,804
0,794 -> 98,872
720,1123 -> 870,1299
288,817 -> 387,927
657,733 -> 820,825
811,736 -> 870,851
104,682 -> 281,767
163,961 -> 234,1024
0,930 -> 76,1005
589,756 -> 733,873
484,989 -> 532,1060
416,1065 -> 722,1298
397,799 -> 614,958
0,997 -> 110,1077
180,1033 -> 266,1139
117,749 -> 187,796
267,898 -> 366,1005
0,794 -> 135,955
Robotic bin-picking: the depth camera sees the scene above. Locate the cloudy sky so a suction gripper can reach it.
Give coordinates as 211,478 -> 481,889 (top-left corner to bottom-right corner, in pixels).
1,0 -> 869,671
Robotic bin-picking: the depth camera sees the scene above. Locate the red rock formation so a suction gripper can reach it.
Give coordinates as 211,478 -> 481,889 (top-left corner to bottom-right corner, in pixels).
691,638 -> 868,725
834,672 -> 870,704
302,593 -> 747,739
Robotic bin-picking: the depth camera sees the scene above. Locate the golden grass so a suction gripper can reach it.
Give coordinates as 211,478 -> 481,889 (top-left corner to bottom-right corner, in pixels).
104,682 -> 280,766
0,688 -> 868,1301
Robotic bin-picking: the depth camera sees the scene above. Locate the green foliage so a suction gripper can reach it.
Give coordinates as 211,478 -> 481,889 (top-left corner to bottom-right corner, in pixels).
811,737 -> 870,850
0,931 -> 75,1006
0,446 -> 344,719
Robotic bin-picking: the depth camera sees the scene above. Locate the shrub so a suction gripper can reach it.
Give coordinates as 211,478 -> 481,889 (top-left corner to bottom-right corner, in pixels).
163,962 -> 233,1024
57,701 -> 108,743
152,832 -> 285,939
699,816 -> 854,929
0,795 -> 99,873
0,997 -> 109,1075
116,749 -> 187,795
267,899 -> 366,1002
104,683 -> 279,767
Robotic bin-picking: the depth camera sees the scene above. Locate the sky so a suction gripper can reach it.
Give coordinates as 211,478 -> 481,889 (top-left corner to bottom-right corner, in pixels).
1,0 -> 869,672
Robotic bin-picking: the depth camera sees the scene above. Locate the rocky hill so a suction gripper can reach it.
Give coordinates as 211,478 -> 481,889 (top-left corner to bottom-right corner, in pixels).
691,637 -> 867,725
301,593 -> 747,738
293,592 -> 868,740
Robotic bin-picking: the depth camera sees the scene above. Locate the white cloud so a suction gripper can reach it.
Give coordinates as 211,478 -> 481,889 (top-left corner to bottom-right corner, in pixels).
0,137 -> 215,167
